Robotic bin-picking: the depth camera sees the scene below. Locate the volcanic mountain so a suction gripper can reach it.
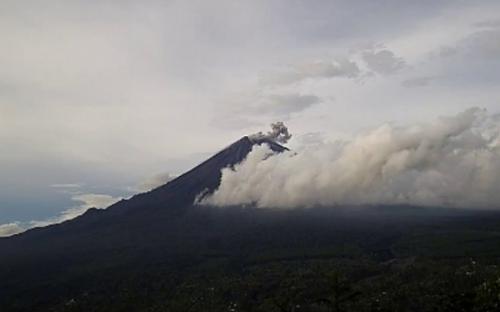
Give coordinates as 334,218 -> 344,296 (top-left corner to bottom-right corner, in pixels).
0,136 -> 289,308
103,135 -> 288,217
0,135 -> 287,244
3,134 -> 500,312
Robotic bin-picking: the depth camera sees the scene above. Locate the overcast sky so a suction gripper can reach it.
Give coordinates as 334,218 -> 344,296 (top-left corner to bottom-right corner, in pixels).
1,0 -> 500,231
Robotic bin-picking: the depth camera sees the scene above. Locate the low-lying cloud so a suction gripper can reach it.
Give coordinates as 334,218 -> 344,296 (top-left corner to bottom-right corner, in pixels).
0,223 -> 24,237
203,108 -> 500,209
31,193 -> 122,228
135,172 -> 175,192
0,193 -> 121,236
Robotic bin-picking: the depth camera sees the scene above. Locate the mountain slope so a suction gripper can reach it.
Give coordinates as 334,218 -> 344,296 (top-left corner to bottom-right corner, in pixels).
3,136 -> 500,311
0,136 -> 290,308
103,135 -> 288,216
2,135 -> 286,240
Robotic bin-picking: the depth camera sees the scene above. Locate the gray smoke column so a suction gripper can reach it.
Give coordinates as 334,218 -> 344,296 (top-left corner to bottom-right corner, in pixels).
202,108 -> 500,209
249,121 -> 292,144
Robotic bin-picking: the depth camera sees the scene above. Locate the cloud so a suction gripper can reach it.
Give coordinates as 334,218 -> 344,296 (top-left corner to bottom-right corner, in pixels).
254,93 -> 320,116
215,92 -> 321,129
474,19 -> 500,29
249,122 -> 292,144
202,108 -> 500,209
402,76 -> 434,88
291,132 -> 327,151
71,193 -> 121,210
0,193 -> 122,235
430,27 -> 500,88
50,183 -> 82,189
362,49 -> 406,75
237,92 -> 321,117
135,172 -> 175,192
0,223 -> 24,237
439,28 -> 500,61
261,58 -> 360,86
459,29 -> 500,60
210,116 -> 261,130
31,193 -> 121,227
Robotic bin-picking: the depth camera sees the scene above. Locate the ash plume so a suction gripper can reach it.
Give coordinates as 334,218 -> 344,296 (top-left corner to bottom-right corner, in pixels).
249,122 -> 292,144
203,108 -> 500,209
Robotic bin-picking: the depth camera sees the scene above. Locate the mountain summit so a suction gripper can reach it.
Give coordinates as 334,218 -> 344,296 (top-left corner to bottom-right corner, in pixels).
0,135 -> 289,308
102,135 -> 288,216
2,134 -> 500,312
2,135 -> 288,240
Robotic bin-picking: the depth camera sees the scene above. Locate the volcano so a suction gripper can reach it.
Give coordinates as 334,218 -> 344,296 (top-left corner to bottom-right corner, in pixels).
0,136 -> 289,309
3,135 -> 500,312
0,135 -> 288,248
103,135 -> 288,216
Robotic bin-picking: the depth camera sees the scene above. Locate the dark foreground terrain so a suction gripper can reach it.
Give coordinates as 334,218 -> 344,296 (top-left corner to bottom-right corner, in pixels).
2,137 -> 500,311
3,206 -> 500,312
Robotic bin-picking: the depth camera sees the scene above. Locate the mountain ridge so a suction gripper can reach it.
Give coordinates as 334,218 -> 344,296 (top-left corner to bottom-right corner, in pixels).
0,136 -> 287,240
3,136 -> 500,311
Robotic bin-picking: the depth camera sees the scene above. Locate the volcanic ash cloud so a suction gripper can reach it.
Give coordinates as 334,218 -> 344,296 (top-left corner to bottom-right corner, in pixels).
203,108 -> 500,209
249,121 -> 292,144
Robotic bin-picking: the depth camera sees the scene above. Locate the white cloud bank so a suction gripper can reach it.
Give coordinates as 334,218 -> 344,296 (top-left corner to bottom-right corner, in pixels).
203,108 -> 500,209
0,223 -> 24,237
134,172 -> 175,192
32,193 -> 121,226
0,193 -> 121,237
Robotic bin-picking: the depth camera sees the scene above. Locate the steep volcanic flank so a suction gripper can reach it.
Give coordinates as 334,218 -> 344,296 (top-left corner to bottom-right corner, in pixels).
0,136 -> 287,242
103,136 -> 288,215
3,134 -> 500,312
0,136 -> 288,306
0,136 -> 287,244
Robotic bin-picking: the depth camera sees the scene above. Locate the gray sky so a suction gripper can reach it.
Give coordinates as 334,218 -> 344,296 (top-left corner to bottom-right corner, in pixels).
1,0 -> 500,230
